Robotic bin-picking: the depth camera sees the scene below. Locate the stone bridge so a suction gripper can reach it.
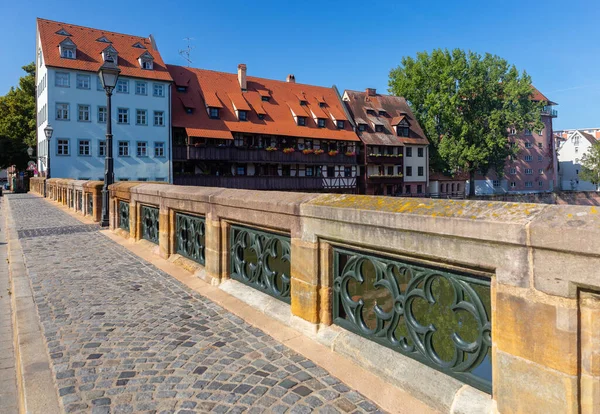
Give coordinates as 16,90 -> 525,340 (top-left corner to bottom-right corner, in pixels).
12,177 -> 600,413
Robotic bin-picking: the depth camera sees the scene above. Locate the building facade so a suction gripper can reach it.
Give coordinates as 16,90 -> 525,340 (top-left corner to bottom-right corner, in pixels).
470,87 -> 558,194
169,64 -> 360,192
342,89 -> 429,196
557,130 -> 598,191
35,19 -> 173,182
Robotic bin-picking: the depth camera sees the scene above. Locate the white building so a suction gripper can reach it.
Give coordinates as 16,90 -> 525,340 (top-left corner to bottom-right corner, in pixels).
35,18 -> 173,182
557,130 -> 599,191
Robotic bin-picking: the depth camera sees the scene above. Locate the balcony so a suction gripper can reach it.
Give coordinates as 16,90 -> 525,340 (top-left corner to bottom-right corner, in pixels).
541,106 -> 558,118
366,154 -> 404,164
173,146 -> 357,165
367,174 -> 405,184
173,174 -> 357,191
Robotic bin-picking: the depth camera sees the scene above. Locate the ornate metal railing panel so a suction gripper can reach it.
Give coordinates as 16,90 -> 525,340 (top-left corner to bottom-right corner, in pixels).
69,190 -> 74,208
87,194 -> 93,216
118,201 -> 130,232
332,246 -> 492,393
77,191 -> 83,211
175,213 -> 205,265
230,225 -> 291,303
141,205 -> 159,244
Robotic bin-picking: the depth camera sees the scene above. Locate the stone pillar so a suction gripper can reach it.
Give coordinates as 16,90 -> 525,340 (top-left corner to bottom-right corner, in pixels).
158,208 -> 169,259
219,220 -> 230,282
580,291 -> 600,413
203,212 -> 222,284
290,238 -> 320,324
130,200 -> 138,240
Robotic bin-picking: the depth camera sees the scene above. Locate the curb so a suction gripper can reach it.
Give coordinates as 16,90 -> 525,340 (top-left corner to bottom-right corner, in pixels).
5,195 -> 62,414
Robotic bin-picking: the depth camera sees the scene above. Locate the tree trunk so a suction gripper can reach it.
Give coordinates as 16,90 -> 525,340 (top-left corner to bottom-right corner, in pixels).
469,169 -> 476,198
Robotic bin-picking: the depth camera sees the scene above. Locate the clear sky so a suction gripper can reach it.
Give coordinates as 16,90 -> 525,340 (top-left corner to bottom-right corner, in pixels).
1,0 -> 598,130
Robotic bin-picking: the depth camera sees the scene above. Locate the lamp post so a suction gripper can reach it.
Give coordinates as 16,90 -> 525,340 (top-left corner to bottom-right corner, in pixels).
43,124 -> 53,198
98,56 -> 121,227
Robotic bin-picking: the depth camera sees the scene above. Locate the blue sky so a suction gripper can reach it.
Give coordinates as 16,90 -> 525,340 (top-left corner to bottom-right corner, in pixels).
1,0 -> 598,130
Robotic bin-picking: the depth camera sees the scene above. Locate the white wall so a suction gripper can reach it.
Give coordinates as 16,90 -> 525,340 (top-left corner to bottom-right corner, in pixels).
403,145 -> 428,182
38,50 -> 171,182
557,132 -> 597,191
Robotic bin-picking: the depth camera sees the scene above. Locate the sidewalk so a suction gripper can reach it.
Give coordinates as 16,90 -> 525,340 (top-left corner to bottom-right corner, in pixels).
0,195 -> 19,414
4,193 -> 386,414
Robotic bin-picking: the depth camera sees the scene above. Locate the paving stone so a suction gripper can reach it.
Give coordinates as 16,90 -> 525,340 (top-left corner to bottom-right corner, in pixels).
4,194 -> 385,414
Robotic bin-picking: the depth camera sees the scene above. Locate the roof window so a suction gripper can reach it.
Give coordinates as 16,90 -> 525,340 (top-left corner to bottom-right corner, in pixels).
261,96 -> 270,102
102,46 -> 118,64
138,51 -> 154,70
96,36 -> 111,43
132,42 -> 147,49
55,28 -> 71,36
59,38 -> 77,59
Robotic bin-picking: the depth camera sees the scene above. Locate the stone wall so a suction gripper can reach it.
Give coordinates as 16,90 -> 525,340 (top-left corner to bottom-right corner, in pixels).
475,190 -> 600,205
30,177 -> 103,222
32,178 -> 600,412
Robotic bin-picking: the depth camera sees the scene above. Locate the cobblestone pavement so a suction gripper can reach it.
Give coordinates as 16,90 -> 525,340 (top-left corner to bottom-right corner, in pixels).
7,194 -> 385,414
0,195 -> 19,413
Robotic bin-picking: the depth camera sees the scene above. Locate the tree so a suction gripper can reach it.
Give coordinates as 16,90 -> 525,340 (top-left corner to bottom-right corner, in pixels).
0,135 -> 30,170
0,62 -> 36,147
580,142 -> 600,187
389,49 -> 544,197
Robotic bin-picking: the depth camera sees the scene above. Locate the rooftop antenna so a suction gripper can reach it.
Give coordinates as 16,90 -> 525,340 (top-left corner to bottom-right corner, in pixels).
179,37 -> 194,67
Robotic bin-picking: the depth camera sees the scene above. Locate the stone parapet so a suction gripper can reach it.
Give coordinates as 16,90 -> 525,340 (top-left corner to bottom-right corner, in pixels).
104,184 -> 600,412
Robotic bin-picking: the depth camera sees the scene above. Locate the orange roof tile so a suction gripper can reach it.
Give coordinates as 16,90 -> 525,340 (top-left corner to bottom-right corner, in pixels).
287,100 -> 309,117
37,18 -> 172,82
227,92 -> 251,112
185,128 -> 233,140
390,115 -> 407,126
168,64 -> 359,142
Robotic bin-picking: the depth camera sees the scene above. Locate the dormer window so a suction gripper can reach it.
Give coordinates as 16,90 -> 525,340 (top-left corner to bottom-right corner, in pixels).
176,86 -> 187,92
336,120 -> 345,129
132,42 -> 146,49
300,100 -> 308,106
366,109 -> 376,116
55,28 -> 71,36
378,110 -> 386,116
59,38 -> 77,59
102,46 -> 118,65
185,108 -> 193,114
375,125 -> 384,133
358,124 -> 367,132
397,126 -> 409,137
317,118 -> 326,128
258,113 -> 265,120
138,52 -> 154,70
96,36 -> 111,43
209,107 -> 220,119
298,116 -> 307,126
319,102 -> 326,108
261,96 -> 270,102
238,110 -> 248,121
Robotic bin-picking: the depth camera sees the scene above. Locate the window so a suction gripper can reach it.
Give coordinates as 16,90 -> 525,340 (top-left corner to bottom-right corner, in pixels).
525,182 -> 533,188
406,147 -> 412,157
138,178 -> 148,182
575,147 -> 579,154
573,136 -> 580,146
358,124 -> 366,132
510,128 -> 516,135
261,96 -> 270,102
538,155 -> 543,162
154,142 -> 165,157
397,127 -> 409,137
539,181 -> 544,187
510,167 -> 516,174
525,142 -> 533,148
118,178 -> 129,182
78,105 -> 90,122
154,111 -> 164,126
99,140 -> 106,157
55,72 -> 69,87
118,141 -> 129,156
135,81 -> 147,95
539,169 -> 544,175
405,185 -> 411,194
137,142 -> 147,157
297,116 -> 306,126
344,167 -> 352,177
209,108 -> 219,119
117,108 -> 129,124
116,79 -> 128,93
417,184 -> 423,194
56,103 -> 69,120
136,109 -> 147,125
317,118 -> 326,128
97,76 -> 104,91
257,113 -> 264,120
510,182 -> 516,187
493,180 -> 500,187
406,166 -> 413,176
375,125 -> 384,132
61,47 -> 75,59
525,155 -> 533,161
418,147 -> 424,157
336,120 -> 345,129
153,83 -> 164,97
306,166 -> 314,177
387,166 -> 394,175
525,168 -> 533,175
236,166 -> 246,176
238,111 -> 248,121
78,140 -> 90,156
524,129 -> 532,136
142,60 -> 152,70
57,139 -> 70,155
76,74 -> 90,89
538,143 -> 543,149
418,166 -> 424,176
98,106 -> 107,123
155,178 -> 166,182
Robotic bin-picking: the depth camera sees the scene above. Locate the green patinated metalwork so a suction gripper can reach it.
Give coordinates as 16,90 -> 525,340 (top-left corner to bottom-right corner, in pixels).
333,246 -> 492,393
176,213 -> 205,265
87,194 -> 93,216
230,225 -> 291,303
119,201 -> 130,232
141,205 -> 159,244
78,191 -> 83,211
69,190 -> 74,208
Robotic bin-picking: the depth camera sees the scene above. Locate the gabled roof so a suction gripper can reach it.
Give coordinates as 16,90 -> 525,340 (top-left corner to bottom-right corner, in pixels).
531,86 -> 557,106
167,64 -> 360,142
577,130 -> 597,145
37,18 -> 172,82
343,90 -> 429,146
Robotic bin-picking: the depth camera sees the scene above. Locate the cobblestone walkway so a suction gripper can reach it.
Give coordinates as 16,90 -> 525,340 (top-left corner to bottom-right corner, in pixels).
7,194 -> 384,414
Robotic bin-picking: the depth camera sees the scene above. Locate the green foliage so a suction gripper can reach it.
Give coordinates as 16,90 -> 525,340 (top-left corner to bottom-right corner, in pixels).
0,135 -> 30,170
389,49 -> 544,195
0,62 -> 36,147
580,142 -> 600,185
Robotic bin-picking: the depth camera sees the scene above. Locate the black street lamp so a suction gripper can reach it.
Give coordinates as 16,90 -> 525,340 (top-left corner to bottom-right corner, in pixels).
98,56 -> 121,227
43,124 -> 53,197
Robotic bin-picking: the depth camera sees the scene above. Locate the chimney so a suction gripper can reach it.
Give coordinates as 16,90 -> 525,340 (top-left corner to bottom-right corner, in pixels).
366,88 -> 377,96
238,64 -> 247,91
286,74 -> 296,83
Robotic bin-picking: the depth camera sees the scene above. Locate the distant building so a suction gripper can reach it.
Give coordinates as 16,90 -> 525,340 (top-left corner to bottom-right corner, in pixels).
470,87 -> 558,194
557,130 -> 598,191
169,64 -> 360,192
35,18 -> 173,182
555,128 -> 600,140
428,172 -> 467,198
342,89 -> 429,196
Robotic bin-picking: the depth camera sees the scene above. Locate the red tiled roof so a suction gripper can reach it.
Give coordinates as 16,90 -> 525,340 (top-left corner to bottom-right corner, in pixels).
227,92 -> 251,111
185,128 -> 233,140
390,115 -> 407,126
531,86 -> 557,105
168,65 -> 360,142
37,18 -> 172,82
